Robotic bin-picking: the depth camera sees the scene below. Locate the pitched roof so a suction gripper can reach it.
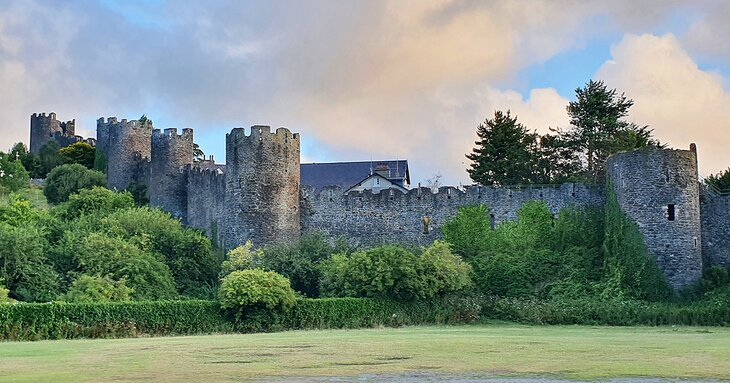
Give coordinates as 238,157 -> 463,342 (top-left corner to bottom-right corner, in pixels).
344,173 -> 409,194
301,160 -> 409,193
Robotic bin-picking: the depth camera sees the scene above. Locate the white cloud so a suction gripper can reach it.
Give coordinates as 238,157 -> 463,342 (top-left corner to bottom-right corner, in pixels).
596,33 -> 730,177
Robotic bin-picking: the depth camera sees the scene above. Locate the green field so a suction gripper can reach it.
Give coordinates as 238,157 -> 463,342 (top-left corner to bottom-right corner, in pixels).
0,324 -> 728,382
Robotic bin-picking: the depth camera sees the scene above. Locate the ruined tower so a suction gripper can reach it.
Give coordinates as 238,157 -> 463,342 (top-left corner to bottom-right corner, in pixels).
606,146 -> 703,290
150,128 -> 194,223
222,126 -> 300,249
30,112 -> 76,155
95,117 -> 152,191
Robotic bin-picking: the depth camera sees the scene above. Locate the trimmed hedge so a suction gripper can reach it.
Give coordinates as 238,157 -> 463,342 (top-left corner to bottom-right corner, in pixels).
482,297 -> 730,326
0,297 -> 476,341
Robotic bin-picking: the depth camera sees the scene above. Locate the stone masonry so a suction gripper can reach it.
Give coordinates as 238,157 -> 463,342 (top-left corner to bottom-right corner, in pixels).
25,113 -> 730,290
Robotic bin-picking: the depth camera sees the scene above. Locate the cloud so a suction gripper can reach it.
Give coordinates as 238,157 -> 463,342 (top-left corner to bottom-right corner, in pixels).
595,33 -> 730,177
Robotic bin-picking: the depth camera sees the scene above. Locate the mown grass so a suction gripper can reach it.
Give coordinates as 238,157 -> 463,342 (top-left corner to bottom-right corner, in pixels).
0,324 -> 728,382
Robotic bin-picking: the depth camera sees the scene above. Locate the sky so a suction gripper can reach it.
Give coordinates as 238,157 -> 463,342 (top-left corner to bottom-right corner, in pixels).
1,0 -> 729,186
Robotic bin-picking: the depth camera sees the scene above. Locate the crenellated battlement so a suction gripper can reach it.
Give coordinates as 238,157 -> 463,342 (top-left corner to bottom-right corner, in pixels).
227,125 -> 300,145
30,112 -> 82,154
152,127 -> 194,140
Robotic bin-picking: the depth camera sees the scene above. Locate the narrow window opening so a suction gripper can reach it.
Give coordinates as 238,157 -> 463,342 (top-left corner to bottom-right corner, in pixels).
667,204 -> 675,221
693,237 -> 698,249
489,214 -> 496,230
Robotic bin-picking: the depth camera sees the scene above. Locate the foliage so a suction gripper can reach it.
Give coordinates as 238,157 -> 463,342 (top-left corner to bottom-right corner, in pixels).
602,186 -> 672,301
193,143 -> 205,162
218,269 -> 297,318
53,187 -> 135,221
124,181 -> 149,206
419,241 -> 473,297
59,142 -> 96,169
9,143 -> 41,178
0,153 -> 30,192
555,79 -> 662,182
38,141 -> 63,178
466,110 -> 539,186
62,275 -> 133,303
93,149 -> 107,174
44,164 -> 106,204
706,168 -> 730,192
70,232 -> 178,301
260,233 -> 350,297
0,297 -> 476,341
0,223 -> 59,302
481,296 -> 729,326
95,208 -> 219,297
220,241 -> 263,276
441,204 -> 494,261
320,243 -> 472,301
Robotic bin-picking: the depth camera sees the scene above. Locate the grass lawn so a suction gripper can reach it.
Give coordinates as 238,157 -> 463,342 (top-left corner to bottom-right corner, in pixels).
0,324 -> 728,382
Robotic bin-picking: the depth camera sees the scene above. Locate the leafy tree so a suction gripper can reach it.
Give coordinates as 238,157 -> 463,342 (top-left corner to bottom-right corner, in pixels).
706,168 -> 730,192
261,233 -> 349,297
466,110 -> 539,186
38,141 -> 63,177
0,153 -> 30,192
555,80 -> 661,182
72,232 -> 177,300
193,143 -> 205,162
441,205 -> 495,261
9,143 -> 41,178
320,246 -> 424,300
419,241 -> 473,298
62,275 -> 133,303
44,164 -> 106,204
220,241 -> 264,276
95,208 -> 219,297
219,269 -> 297,319
60,142 -> 96,169
53,187 -> 135,221
0,223 -> 59,302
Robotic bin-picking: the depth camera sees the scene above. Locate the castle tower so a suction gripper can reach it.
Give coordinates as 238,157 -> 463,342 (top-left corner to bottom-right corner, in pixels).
150,128 -> 194,223
95,117 -> 152,190
30,112 -> 76,155
222,126 -> 300,249
606,146 -> 703,290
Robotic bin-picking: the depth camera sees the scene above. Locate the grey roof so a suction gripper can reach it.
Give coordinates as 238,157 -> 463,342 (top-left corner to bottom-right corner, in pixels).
301,160 -> 410,193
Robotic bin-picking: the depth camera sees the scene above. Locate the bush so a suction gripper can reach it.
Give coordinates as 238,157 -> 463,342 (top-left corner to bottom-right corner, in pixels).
220,241 -> 263,276
0,154 -> 30,192
260,233 -> 348,297
38,141 -> 63,178
0,223 -> 59,302
59,142 -> 96,169
419,241 -> 473,298
44,164 -> 106,204
54,187 -> 135,221
62,275 -> 133,303
442,205 -> 494,260
219,270 -> 297,318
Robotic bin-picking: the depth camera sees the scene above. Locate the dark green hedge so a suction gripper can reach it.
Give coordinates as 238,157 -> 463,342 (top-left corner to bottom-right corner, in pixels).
0,297 -> 476,341
481,297 -> 730,326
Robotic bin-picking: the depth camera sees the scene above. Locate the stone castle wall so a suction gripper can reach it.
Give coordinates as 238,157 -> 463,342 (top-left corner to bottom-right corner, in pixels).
701,193 -> 730,267
300,183 -> 605,248
30,112 -> 81,154
221,126 -> 301,249
150,128 -> 194,223
96,117 -> 152,190
606,148 -> 703,290
186,166 -> 226,244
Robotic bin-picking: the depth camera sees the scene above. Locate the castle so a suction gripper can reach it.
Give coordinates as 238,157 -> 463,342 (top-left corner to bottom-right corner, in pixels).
29,113 -> 730,291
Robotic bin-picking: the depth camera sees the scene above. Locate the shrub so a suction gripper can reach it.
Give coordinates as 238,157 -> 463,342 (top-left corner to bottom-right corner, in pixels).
62,275 -> 133,303
260,233 -> 348,297
219,270 -> 297,318
442,205 -> 494,260
419,241 -> 473,298
0,154 -> 30,192
320,245 -> 424,300
44,164 -> 106,204
54,187 -> 135,221
220,241 -> 263,277
0,223 -> 59,302
59,142 -> 96,169
38,141 -> 63,178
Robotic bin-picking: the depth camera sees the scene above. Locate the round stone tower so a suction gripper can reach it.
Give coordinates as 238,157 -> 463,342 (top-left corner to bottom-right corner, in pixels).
606,146 -> 702,290
150,128 -> 194,223
30,112 -> 75,155
95,117 -> 153,191
222,125 -> 300,249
